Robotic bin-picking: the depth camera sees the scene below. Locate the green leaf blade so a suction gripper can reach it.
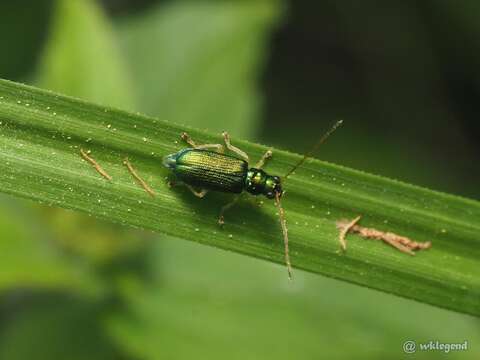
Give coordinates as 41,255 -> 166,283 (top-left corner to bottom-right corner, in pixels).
0,78 -> 479,316
37,0 -> 136,110
117,0 -> 283,138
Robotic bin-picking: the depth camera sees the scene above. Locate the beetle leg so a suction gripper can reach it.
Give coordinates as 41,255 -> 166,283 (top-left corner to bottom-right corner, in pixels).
185,185 -> 209,198
181,132 -> 224,153
255,149 -> 273,169
218,194 -> 242,226
195,144 -> 225,153
181,132 -> 197,147
169,180 -> 208,198
222,131 -> 249,162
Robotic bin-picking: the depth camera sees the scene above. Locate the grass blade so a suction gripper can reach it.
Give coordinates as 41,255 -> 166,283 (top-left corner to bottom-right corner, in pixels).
0,78 -> 479,316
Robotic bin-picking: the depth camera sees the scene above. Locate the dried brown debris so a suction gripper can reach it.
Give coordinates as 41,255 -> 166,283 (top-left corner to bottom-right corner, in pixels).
336,216 -> 431,255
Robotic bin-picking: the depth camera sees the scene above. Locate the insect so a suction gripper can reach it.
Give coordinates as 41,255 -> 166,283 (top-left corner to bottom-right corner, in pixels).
163,121 -> 343,279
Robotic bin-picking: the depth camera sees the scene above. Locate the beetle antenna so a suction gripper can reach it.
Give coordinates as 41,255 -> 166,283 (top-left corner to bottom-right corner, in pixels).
284,120 -> 343,178
275,191 -> 292,280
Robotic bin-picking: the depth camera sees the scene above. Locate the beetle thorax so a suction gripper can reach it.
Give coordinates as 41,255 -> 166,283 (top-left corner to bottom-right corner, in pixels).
245,168 -> 282,199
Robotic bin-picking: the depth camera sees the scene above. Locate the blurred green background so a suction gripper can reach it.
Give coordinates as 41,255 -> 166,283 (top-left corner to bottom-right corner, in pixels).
0,0 -> 479,359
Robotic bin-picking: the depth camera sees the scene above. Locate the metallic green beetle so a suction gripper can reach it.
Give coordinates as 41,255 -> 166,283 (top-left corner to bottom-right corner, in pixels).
163,122 -> 343,279
163,132 -> 281,198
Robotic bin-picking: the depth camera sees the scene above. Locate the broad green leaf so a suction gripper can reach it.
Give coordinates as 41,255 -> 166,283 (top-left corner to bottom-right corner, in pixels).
0,196 -> 100,294
0,296 -> 120,360
36,206 -> 149,264
37,0 -> 135,110
117,0 -> 282,138
107,238 -> 480,360
0,1 -> 53,80
0,79 -> 479,316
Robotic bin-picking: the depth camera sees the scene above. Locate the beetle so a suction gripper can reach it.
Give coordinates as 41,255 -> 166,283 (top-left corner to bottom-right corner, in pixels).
163,121 -> 343,279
